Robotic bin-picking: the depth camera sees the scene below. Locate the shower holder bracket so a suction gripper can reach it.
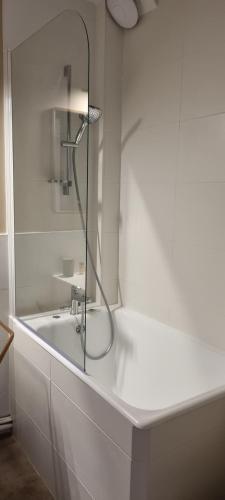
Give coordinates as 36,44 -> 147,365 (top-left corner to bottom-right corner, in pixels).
48,178 -> 72,186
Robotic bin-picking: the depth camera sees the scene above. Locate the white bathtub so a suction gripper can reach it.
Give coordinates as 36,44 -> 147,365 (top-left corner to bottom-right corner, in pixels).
11,307 -> 225,499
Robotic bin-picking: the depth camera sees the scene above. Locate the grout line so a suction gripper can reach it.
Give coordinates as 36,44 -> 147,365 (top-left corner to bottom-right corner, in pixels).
181,109 -> 225,123
14,230 -> 91,235
51,381 -> 132,461
175,180 -> 225,185
14,400 -> 94,499
168,12 -> 185,323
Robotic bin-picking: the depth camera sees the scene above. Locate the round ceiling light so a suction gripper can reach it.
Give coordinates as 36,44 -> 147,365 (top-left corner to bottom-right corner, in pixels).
106,0 -> 139,29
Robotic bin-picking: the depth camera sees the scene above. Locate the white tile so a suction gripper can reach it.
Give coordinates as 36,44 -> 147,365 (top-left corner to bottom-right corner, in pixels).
13,320 -> 50,377
101,232 -> 119,282
11,8 -> 92,234
123,0 -> 184,70
120,248 -> 172,324
101,277 -> 118,306
14,179 -> 80,233
174,183 -> 225,250
121,123 -> 179,185
51,358 -> 133,457
102,182 -> 120,233
13,348 -> 51,439
183,0 -> 225,56
15,230 -> 86,313
133,181 -> 175,247
168,242 -> 225,349
51,383 -> 131,500
119,181 -> 175,320
15,278 -> 72,316
181,48 -> 225,120
122,177 -> 176,248
15,234 -> 39,288
52,450 -> 93,500
179,114 -> 225,182
104,14 -> 123,135
119,231 -> 134,288
122,59 -> 182,135
119,177 -> 139,239
14,402 -> 55,496
14,399 -> 93,500
15,281 -> 53,316
103,128 -> 121,184
15,230 -> 85,288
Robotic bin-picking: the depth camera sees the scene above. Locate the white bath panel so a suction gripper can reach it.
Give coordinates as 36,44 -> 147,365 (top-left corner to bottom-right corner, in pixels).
13,349 -> 51,440
51,383 -> 132,500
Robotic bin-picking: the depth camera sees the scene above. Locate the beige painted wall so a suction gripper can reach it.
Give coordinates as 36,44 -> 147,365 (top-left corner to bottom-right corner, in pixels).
120,0 -> 225,350
0,0 -> 5,233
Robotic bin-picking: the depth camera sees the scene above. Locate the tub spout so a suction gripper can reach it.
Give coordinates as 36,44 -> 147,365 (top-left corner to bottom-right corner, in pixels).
70,285 -> 91,316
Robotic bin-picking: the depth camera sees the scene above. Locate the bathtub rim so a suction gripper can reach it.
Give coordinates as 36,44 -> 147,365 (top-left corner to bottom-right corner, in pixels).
10,314 -> 225,431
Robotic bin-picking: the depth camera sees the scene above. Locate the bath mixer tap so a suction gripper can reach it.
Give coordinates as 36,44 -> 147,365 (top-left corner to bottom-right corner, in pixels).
71,285 -> 92,337
70,286 -> 92,315
70,286 -> 85,316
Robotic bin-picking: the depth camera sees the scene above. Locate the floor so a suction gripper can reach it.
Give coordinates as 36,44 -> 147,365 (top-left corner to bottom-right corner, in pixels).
0,434 -> 54,499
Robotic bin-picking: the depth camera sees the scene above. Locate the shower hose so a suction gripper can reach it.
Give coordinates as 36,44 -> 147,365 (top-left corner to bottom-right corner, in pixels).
72,148 -> 114,360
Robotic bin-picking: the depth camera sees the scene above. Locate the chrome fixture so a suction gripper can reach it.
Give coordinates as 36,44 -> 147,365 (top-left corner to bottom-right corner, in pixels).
61,105 -> 102,149
62,99 -> 114,360
74,105 -> 102,145
71,146 -> 115,360
48,65 -> 73,191
71,285 -> 92,335
70,285 -> 86,316
60,140 -> 79,149
63,64 -> 73,195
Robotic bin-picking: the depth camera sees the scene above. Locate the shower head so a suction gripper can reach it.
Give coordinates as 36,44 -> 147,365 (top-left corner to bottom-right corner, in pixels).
81,105 -> 102,124
75,105 -> 102,146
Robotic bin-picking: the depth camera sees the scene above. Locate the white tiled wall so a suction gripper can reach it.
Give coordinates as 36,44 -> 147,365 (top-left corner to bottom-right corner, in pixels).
5,0 -> 122,315
15,230 -> 86,315
11,8 -> 93,234
95,7 -> 123,305
0,234 -> 9,417
120,0 -> 225,349
5,0 -> 100,315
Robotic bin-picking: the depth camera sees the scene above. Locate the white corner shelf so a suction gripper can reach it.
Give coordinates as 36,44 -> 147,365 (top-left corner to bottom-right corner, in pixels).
53,273 -> 85,288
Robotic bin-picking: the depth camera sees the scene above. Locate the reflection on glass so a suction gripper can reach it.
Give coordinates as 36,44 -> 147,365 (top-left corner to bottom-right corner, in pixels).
12,10 -> 89,371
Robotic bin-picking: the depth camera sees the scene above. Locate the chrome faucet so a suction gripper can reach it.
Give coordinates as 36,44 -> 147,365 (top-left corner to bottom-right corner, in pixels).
70,286 -> 86,316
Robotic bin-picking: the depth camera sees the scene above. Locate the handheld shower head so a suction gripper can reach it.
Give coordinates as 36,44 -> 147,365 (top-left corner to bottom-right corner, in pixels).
75,105 -> 102,145
81,105 -> 102,124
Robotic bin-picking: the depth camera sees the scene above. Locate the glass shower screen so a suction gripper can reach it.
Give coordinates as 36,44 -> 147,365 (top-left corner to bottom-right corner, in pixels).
11,10 -> 90,372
